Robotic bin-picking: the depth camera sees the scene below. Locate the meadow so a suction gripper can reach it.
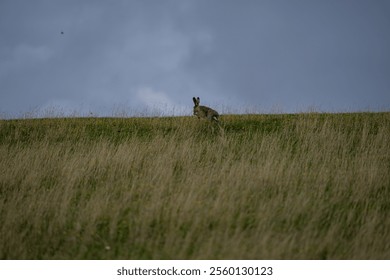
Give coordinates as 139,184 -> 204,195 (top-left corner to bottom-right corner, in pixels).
0,112 -> 389,259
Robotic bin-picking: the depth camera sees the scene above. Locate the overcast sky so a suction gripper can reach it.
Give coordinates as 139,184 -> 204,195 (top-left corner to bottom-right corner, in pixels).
1,0 -> 389,117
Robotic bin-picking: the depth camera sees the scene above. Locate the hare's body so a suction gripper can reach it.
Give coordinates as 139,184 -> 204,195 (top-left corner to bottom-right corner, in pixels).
193,97 -> 219,123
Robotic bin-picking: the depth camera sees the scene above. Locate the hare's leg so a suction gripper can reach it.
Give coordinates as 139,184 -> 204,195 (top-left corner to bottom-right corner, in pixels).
207,111 -> 216,122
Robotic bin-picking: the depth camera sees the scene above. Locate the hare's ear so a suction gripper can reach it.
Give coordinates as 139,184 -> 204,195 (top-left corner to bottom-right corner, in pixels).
192,97 -> 197,105
196,97 -> 200,104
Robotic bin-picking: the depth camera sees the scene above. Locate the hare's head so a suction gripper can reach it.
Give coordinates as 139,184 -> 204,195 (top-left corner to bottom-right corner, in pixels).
192,97 -> 219,123
192,97 -> 200,112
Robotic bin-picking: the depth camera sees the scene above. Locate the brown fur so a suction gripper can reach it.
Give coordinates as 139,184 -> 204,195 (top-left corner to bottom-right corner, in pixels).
192,97 -> 219,123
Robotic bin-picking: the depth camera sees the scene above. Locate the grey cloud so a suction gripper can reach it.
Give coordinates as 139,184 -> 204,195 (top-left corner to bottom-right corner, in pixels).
1,0 -> 389,117
181,0 -> 390,110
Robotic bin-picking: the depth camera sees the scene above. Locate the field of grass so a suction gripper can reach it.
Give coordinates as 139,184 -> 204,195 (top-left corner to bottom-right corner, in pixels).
0,112 -> 389,259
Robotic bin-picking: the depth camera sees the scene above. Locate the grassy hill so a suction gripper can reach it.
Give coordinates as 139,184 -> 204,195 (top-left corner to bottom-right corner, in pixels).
0,113 -> 389,259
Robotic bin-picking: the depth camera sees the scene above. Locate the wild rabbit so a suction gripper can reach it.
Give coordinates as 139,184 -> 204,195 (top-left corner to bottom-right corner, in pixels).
192,97 -> 219,123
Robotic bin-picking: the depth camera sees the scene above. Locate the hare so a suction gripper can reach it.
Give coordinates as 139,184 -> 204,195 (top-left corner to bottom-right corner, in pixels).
192,97 -> 219,123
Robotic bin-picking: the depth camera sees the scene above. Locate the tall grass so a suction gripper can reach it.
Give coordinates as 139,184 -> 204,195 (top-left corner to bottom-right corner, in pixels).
0,113 -> 389,259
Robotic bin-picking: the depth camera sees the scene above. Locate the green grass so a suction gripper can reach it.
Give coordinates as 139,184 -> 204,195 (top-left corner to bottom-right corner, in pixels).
0,113 -> 389,259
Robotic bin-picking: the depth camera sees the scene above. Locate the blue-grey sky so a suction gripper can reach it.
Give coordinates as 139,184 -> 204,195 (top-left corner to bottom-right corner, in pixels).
1,0 -> 389,117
